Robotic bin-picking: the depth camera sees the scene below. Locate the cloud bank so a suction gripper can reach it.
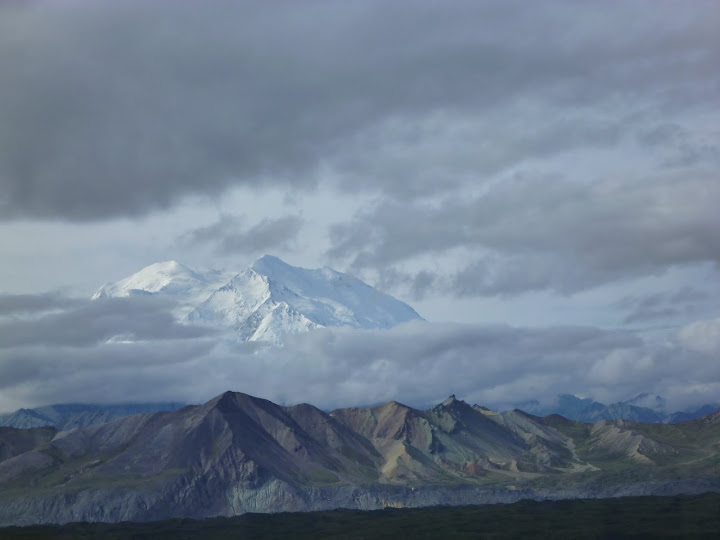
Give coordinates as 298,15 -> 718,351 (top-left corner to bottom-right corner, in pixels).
1,295 -> 718,414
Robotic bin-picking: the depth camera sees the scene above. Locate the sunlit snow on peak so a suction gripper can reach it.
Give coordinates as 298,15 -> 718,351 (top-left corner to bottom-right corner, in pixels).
93,255 -> 423,344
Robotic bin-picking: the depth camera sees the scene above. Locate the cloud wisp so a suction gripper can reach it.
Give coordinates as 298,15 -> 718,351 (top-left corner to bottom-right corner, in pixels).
180,214 -> 304,256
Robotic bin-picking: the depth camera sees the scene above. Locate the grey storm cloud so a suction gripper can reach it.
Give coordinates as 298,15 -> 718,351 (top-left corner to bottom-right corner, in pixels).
1,0 -> 719,220
328,171 -> 720,296
181,214 -> 304,254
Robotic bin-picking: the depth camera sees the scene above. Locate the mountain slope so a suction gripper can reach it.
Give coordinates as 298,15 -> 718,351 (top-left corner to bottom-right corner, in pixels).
250,255 -> 422,330
1,392 -> 718,526
93,255 -> 423,344
330,396 -> 582,484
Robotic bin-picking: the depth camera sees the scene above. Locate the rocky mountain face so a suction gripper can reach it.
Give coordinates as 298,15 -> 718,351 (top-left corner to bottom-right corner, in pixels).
1,392 -> 718,526
92,255 -> 423,344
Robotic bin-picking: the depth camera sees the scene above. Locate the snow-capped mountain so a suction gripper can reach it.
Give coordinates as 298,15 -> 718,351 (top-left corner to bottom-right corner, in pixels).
92,255 -> 423,343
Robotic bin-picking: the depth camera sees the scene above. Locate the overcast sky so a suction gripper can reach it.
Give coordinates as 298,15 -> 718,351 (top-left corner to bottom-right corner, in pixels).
0,0 -> 718,413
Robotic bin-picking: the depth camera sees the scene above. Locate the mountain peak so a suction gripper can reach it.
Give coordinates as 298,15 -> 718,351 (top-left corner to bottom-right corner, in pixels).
129,260 -> 197,280
146,260 -> 187,272
91,260 -> 209,301
212,390 -> 265,410
251,254 -> 291,273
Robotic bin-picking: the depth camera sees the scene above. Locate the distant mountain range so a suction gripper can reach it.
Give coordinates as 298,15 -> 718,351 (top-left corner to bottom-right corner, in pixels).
1,391 -> 718,526
0,403 -> 185,431
92,255 -> 423,343
1,392 -> 716,432
519,393 -> 720,424
3,392 -> 716,431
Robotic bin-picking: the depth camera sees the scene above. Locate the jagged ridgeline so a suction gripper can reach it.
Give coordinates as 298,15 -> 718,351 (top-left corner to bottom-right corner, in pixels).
1,392 -> 718,526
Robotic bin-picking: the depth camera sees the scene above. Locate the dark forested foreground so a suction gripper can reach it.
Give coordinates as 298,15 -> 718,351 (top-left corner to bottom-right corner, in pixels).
3,493 -> 719,540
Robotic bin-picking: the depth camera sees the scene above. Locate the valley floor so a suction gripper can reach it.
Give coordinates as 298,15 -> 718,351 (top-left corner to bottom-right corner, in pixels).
2,492 -> 719,539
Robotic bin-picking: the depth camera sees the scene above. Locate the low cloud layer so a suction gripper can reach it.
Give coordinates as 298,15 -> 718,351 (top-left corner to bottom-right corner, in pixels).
0,296 -> 215,348
1,295 -> 718,414
0,293 -> 83,315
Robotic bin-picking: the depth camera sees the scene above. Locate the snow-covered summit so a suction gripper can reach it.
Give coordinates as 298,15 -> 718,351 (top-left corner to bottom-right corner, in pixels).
93,261 -> 204,298
92,255 -> 423,343
91,260 -> 233,318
